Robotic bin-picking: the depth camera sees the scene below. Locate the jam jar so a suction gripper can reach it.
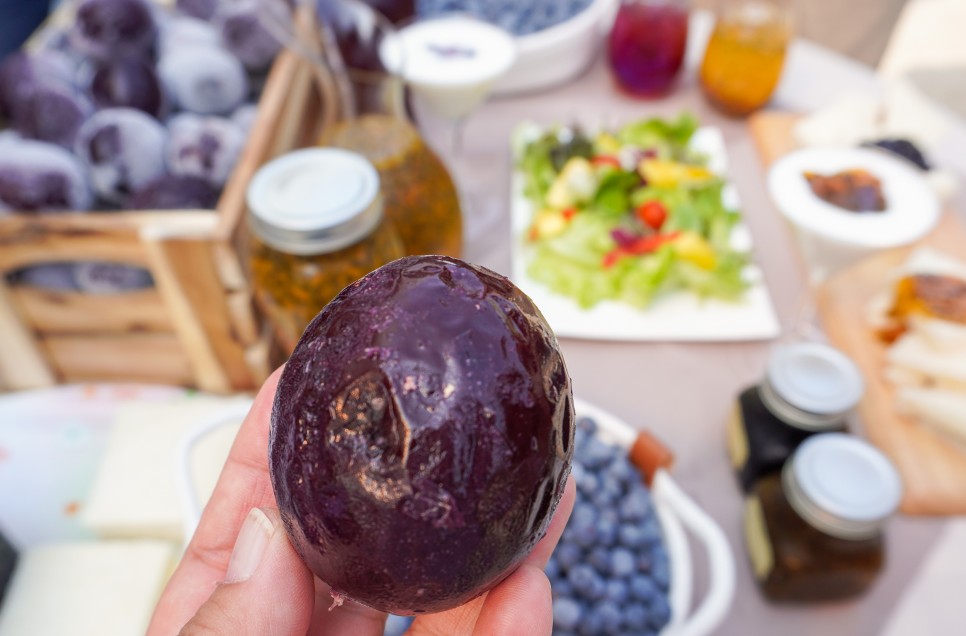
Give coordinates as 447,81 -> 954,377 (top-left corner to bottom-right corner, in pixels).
246,148 -> 405,354
727,342 -> 864,492
744,433 -> 902,601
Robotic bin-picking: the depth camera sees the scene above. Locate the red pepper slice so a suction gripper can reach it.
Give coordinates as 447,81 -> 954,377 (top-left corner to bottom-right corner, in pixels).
636,200 -> 668,231
591,155 -> 621,169
562,207 -> 577,221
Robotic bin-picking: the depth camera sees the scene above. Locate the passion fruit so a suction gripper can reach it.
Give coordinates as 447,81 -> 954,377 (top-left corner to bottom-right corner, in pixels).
270,255 -> 574,614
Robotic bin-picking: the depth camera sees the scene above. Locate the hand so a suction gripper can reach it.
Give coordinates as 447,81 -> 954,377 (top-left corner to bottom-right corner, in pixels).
148,369 -> 576,636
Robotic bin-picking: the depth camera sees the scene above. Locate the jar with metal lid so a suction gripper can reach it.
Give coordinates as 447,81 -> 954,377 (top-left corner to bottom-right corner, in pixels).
727,342 -> 864,492
744,433 -> 902,601
246,147 -> 405,354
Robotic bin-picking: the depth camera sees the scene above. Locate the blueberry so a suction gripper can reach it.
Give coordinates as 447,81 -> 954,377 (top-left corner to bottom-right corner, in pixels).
74,108 -> 167,204
383,614 -> 413,636
576,416 -> 597,435
623,603 -> 649,631
596,600 -> 622,634
865,138 -> 930,171
629,574 -> 660,603
567,564 -> 605,601
595,516 -> 617,546
603,578 -> 628,604
576,610 -> 603,636
91,58 -> 165,118
587,546 -> 610,573
619,488 -> 652,522
177,0 -> 219,20
552,597 -> 582,631
165,113 -> 245,188
231,103 -> 259,133
159,15 -> 221,57
618,524 -> 646,548
574,466 -> 599,495
554,542 -> 582,571
545,557 -> 560,580
648,593 -> 672,630
0,137 -> 92,212
551,579 -> 573,599
11,83 -> 92,149
609,547 -> 636,578
157,44 -> 248,115
650,555 -> 671,592
0,50 -> 78,122
579,436 -> 616,470
70,0 -> 157,61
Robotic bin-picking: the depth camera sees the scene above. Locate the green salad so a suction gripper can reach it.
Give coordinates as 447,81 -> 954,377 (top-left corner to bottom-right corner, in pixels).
518,113 -> 750,309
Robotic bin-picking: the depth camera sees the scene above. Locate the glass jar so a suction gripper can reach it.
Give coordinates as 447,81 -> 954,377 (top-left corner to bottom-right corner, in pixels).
727,342 -> 863,492
246,148 -> 404,354
319,0 -> 463,257
699,0 -> 792,116
608,0 -> 690,98
744,433 -> 902,601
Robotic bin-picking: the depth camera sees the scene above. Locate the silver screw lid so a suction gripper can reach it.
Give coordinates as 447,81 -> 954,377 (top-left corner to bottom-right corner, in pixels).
765,342 -> 864,427
783,433 -> 902,540
246,148 -> 383,256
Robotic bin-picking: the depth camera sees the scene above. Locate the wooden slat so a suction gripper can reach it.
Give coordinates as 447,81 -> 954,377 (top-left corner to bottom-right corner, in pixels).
0,278 -> 56,390
42,333 -> 193,386
9,287 -> 173,334
145,237 -> 256,392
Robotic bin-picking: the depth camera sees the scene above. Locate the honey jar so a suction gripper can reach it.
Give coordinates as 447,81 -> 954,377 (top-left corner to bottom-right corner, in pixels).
727,342 -> 864,492
246,148 -> 405,354
744,433 -> 902,601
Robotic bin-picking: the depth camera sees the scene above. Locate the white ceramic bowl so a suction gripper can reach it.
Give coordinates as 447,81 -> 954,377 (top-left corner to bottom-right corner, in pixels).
493,0 -> 619,95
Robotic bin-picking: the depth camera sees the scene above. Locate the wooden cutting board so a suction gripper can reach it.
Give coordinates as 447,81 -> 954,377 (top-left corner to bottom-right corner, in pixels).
749,110 -> 966,515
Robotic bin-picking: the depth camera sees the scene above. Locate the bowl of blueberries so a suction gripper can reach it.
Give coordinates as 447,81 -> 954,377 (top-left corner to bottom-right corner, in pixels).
416,0 -> 619,95
547,398 -> 736,636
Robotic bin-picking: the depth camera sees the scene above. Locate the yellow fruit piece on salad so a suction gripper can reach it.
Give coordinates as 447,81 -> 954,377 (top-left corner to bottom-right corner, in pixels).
639,159 -> 714,188
673,231 -> 717,269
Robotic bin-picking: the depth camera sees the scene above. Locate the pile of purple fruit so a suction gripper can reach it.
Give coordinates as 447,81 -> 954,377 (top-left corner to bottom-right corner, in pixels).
548,417 -> 672,636
0,0 -> 288,215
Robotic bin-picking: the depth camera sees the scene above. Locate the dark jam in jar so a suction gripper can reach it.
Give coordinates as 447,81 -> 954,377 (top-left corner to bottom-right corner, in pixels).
744,434 -> 901,602
727,343 -> 863,492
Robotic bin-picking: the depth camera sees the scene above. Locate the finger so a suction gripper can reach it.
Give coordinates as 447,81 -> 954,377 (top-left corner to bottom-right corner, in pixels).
473,565 -> 553,636
148,368 -> 284,635
307,578 -> 387,636
179,508 -> 315,636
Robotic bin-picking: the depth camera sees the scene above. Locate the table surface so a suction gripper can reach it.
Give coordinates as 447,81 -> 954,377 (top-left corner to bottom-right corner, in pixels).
416,13 -> 965,636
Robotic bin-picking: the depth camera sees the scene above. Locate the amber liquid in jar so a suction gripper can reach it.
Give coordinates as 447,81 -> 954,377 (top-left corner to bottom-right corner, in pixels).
699,1 -> 791,116
745,472 -> 884,602
324,114 -> 463,258
250,221 -> 404,353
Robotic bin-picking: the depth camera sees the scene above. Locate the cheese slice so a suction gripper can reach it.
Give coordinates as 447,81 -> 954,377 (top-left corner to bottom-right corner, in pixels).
887,331 -> 966,385
895,387 -> 966,449
81,397 -> 247,541
0,540 -> 175,636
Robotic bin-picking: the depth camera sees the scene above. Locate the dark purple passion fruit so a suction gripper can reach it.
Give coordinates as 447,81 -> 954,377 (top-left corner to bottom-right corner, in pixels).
270,255 -> 575,614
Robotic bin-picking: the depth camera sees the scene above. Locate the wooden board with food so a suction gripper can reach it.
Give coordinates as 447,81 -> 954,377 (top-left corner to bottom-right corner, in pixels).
750,109 -> 966,514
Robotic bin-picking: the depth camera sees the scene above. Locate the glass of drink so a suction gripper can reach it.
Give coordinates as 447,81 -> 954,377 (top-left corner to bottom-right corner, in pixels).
699,0 -> 792,117
608,0 -> 690,98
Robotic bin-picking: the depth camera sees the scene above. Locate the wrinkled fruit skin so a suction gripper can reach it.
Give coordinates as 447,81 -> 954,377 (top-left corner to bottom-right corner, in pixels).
271,255 -> 575,614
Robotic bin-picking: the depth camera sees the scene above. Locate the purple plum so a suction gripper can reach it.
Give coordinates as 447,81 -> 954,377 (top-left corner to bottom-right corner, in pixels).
74,108 -> 167,203
0,136 -> 92,212
10,84 -> 93,148
216,0 -> 288,71
271,255 -> 574,614
165,113 -> 245,187
69,0 -> 157,61
176,0 -> 220,21
90,58 -> 165,118
127,174 -> 219,210
73,261 -> 154,293
157,44 -> 248,115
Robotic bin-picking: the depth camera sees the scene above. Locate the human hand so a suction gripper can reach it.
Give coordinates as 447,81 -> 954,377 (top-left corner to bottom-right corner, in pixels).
147,369 -> 576,636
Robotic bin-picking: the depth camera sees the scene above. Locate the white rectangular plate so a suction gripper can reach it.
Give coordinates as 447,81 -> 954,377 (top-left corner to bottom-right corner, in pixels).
510,125 -> 781,342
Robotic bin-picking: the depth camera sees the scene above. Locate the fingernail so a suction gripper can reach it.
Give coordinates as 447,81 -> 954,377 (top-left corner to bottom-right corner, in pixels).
225,508 -> 275,583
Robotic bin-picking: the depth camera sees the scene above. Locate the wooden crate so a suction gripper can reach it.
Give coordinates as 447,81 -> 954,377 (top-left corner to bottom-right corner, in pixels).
0,50 -> 326,393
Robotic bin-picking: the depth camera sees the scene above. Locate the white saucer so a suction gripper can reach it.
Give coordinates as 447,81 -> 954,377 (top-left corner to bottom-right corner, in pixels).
768,147 -> 940,249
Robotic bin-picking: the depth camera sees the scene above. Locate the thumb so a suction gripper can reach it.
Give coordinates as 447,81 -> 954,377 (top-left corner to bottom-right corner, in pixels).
179,508 -> 314,636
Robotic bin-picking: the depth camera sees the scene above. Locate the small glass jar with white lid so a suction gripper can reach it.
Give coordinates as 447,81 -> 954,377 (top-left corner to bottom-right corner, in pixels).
727,342 -> 864,492
246,147 -> 404,354
744,433 -> 902,601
